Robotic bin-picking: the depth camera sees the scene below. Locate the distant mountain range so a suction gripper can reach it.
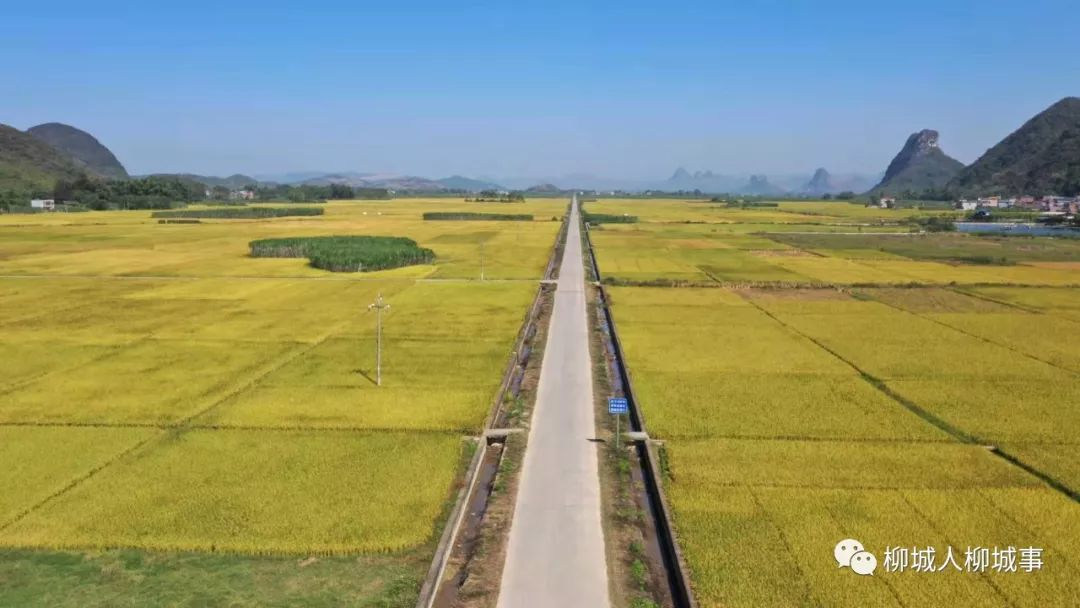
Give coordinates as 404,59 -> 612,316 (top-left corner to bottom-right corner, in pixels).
250,171 -> 506,192
662,167 -> 878,196
4,98 -> 1078,198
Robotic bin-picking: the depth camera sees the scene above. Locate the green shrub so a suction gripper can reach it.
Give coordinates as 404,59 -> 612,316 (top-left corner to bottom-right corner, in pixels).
583,212 -> 638,224
249,236 -> 435,272
422,212 -> 533,221
152,207 -> 324,219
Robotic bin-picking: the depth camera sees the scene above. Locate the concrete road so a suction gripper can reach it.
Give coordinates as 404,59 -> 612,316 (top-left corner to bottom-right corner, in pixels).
497,198 -> 610,608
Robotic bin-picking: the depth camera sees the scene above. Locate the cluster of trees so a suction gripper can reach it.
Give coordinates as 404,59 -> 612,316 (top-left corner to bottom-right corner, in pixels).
54,174 -> 205,210
249,184 -> 390,202
582,212 -> 639,224
466,190 -> 526,202
0,175 -> 204,211
423,212 -> 534,221
820,191 -> 857,200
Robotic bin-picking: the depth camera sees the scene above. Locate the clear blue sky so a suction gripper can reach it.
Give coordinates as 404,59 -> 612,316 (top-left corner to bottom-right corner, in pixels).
2,1 -> 1077,180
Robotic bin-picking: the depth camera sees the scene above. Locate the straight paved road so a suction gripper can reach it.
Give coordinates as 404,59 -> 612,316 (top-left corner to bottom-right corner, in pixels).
497,198 -> 610,608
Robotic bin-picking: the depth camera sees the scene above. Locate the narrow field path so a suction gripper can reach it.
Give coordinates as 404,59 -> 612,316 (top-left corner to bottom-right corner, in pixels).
497,198 -> 610,608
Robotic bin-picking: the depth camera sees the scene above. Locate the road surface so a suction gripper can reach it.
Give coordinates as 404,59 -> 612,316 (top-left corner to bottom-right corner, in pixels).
497,198 -> 610,608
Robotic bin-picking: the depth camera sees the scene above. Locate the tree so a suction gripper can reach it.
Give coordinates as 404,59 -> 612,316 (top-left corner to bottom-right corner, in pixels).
329,183 -> 354,199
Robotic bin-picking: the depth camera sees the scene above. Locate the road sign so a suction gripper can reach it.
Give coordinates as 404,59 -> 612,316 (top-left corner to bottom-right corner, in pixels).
608,397 -> 628,415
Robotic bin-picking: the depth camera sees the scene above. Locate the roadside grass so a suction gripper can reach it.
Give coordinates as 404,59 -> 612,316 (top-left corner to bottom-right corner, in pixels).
0,548 -> 425,608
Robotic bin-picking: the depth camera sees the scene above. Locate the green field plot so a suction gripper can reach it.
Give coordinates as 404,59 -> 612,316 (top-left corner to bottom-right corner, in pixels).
0,429 -> 463,555
0,547 -> 426,608
0,427 -> 157,524
766,232 -> 1080,264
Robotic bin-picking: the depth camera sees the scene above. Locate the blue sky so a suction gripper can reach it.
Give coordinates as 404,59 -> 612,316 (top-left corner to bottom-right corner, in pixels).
2,1 -> 1077,179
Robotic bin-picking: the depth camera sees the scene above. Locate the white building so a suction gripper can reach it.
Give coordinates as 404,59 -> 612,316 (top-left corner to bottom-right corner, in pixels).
30,199 -> 55,211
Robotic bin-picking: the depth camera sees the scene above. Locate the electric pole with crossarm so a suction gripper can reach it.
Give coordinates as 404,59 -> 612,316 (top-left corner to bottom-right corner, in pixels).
367,292 -> 390,386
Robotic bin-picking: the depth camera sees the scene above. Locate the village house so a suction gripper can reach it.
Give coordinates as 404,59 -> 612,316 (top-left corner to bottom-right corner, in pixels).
30,199 -> 55,211
229,189 -> 256,201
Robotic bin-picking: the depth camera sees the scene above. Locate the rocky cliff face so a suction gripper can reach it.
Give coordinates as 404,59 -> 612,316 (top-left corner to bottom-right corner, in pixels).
870,129 -> 963,194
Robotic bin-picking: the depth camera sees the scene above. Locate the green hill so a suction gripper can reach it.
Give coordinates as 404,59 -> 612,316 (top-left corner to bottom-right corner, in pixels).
948,97 -> 1080,196
27,123 -> 128,180
0,124 -> 83,192
869,129 -> 963,195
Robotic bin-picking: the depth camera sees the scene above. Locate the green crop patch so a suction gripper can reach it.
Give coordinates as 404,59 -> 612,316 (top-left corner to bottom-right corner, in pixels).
766,232 -> 1080,264
152,207 -> 324,219
249,236 -> 435,272
0,429 -> 464,555
422,212 -> 532,221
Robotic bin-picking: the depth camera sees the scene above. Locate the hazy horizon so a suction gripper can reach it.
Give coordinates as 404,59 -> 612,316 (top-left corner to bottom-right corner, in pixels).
4,1 -> 1078,180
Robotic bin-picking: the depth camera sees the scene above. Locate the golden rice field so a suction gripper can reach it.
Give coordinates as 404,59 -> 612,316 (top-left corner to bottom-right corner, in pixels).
586,199 -> 1079,286
0,198 -> 565,280
593,199 -> 1080,607
0,199 -> 554,560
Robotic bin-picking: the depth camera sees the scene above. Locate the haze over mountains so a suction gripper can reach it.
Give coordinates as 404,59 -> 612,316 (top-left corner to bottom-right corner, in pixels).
2,97 -> 1078,197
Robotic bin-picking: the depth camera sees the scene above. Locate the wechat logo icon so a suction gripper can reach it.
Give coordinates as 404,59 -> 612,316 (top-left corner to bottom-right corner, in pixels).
835,539 -> 877,576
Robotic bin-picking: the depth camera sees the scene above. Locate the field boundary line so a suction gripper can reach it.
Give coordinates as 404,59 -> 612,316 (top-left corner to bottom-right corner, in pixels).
862,293 -> 1079,377
417,216 -> 565,607
173,327 -> 348,427
0,273 -> 544,283
0,430 -> 162,533
0,420 -> 484,435
897,492 -> 1014,606
0,336 -> 153,398
744,297 -> 1080,505
582,210 -> 699,608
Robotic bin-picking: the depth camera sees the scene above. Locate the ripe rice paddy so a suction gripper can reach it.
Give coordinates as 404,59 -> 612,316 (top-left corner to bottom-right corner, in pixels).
0,198 -> 558,603
592,198 -> 1080,607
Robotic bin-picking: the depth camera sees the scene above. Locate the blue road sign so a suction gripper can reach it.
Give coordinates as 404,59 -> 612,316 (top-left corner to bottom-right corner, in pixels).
608,397 -> 629,415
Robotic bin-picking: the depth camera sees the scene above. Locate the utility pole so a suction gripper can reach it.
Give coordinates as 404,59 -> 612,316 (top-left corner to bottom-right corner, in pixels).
479,241 -> 485,281
367,292 -> 390,386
